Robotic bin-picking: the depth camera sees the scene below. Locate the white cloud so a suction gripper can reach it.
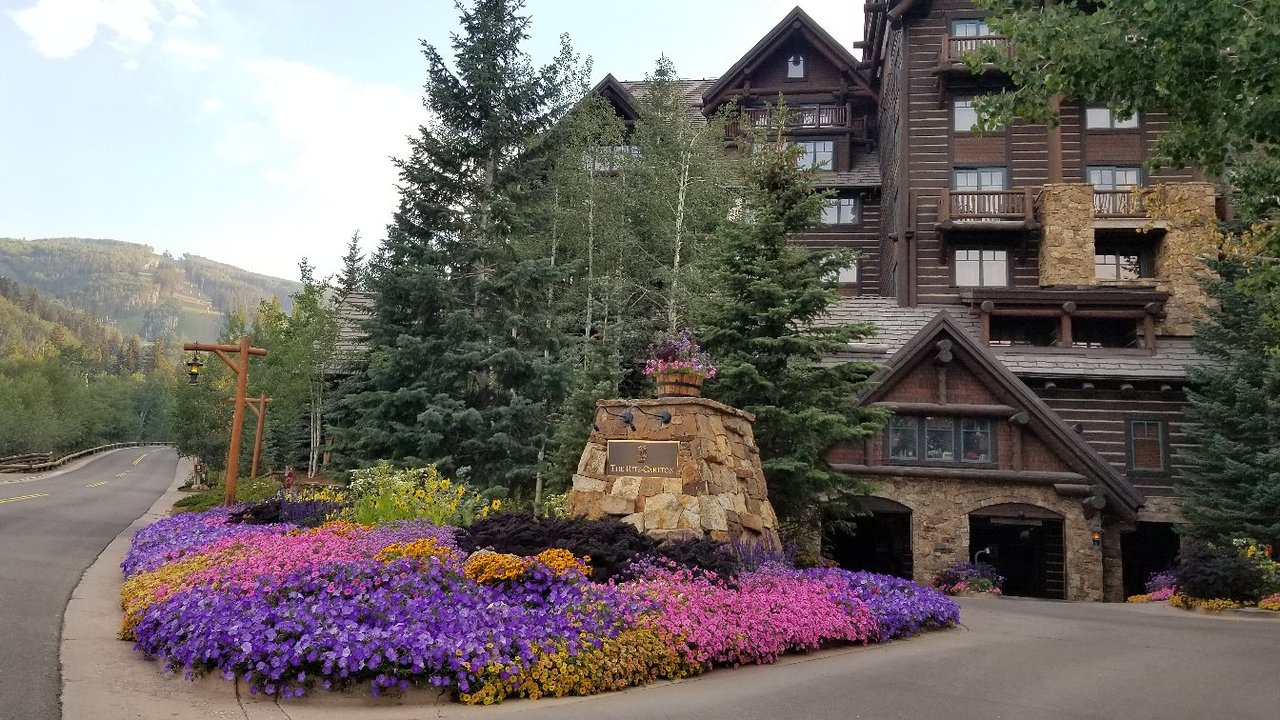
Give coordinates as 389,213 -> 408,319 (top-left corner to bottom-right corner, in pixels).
9,0 -> 205,59
199,96 -> 221,114
163,38 -> 220,69
202,59 -> 424,277
122,57 -> 139,70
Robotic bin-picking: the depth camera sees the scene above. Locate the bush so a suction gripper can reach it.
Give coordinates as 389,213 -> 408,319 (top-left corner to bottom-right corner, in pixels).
459,513 -> 656,582
342,462 -> 498,526
226,494 -> 345,528
172,477 -> 280,513
457,513 -> 743,582
932,561 -> 1003,595
1175,542 -> 1266,602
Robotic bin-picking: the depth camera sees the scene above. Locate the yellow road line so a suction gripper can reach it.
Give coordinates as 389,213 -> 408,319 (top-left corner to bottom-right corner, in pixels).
132,452 -> 149,465
86,481 -> 108,488
115,472 -> 127,478
0,493 -> 48,505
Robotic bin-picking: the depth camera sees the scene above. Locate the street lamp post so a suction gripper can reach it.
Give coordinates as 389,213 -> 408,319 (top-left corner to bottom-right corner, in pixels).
183,335 -> 268,506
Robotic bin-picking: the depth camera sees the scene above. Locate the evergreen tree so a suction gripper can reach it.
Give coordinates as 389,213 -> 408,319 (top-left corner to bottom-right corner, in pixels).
1177,257 -> 1280,546
336,231 -> 365,298
331,0 -> 584,497
698,108 -> 888,526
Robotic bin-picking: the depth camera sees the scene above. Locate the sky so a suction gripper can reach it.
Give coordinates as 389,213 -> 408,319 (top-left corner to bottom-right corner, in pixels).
0,0 -> 864,282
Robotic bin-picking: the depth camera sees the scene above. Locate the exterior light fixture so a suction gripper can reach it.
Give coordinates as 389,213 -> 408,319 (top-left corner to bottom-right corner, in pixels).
186,353 -> 204,385
1091,530 -> 1102,550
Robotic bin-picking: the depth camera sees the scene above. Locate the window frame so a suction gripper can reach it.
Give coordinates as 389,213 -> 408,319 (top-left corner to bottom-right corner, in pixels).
954,247 -> 1010,287
787,54 -> 806,80
885,415 -> 996,466
953,99 -> 979,133
1127,418 -> 1168,472
1087,165 -> 1142,190
950,18 -> 993,37
1085,106 -> 1140,130
1094,239 -> 1154,280
795,139 -> 835,170
821,195 -> 861,226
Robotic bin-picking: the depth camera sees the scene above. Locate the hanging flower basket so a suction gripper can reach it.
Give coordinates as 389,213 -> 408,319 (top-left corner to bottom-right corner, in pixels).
654,370 -> 705,398
644,330 -> 716,399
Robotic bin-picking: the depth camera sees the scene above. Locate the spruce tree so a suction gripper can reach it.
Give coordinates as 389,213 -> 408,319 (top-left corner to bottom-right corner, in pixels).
1177,257 -> 1280,546
336,231 -> 364,299
698,108 -> 888,525
330,0 -> 583,496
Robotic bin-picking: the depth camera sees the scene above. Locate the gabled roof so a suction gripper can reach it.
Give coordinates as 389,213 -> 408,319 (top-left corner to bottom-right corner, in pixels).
590,73 -> 642,123
702,6 -> 868,111
863,312 -> 1146,519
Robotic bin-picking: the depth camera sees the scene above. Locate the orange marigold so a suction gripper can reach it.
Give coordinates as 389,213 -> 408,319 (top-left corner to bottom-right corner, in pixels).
464,551 -> 527,584
376,537 -> 461,564
534,548 -> 591,578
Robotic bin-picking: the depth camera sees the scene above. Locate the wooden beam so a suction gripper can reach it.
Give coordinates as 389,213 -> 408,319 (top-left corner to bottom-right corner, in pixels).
832,463 -> 1089,484
872,402 -> 1017,416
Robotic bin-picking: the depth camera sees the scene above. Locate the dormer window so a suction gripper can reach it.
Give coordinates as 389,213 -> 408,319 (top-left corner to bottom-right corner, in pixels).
787,54 -> 805,79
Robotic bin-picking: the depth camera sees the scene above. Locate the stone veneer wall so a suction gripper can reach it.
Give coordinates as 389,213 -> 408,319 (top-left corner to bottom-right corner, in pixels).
1038,184 -> 1097,286
1150,183 -> 1217,336
868,476 -> 1109,601
567,397 -> 781,547
1038,182 -> 1217,336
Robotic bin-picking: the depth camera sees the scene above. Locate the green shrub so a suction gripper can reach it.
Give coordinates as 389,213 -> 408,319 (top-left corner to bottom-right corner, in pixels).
171,477 -> 279,513
1175,542 -> 1266,602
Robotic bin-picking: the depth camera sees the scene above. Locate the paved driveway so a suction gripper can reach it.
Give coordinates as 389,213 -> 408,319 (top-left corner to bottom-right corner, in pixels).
64,504 -> 1280,720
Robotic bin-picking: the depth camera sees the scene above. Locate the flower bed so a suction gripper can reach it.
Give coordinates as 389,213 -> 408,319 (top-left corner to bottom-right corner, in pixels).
122,499 -> 958,704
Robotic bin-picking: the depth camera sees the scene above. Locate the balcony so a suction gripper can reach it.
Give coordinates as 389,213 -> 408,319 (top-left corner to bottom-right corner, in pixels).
1093,189 -> 1146,218
936,35 -> 1011,74
937,188 -> 1037,232
732,106 -> 869,140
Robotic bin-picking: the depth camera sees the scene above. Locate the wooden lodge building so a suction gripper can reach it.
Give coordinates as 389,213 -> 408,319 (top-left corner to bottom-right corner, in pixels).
591,2 -> 1219,601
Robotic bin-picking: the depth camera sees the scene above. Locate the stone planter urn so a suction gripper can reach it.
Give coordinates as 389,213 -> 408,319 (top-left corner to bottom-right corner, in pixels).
654,371 -> 705,398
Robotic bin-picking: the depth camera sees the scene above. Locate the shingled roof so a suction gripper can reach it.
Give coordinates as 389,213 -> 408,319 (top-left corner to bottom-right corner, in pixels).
821,297 -> 1205,380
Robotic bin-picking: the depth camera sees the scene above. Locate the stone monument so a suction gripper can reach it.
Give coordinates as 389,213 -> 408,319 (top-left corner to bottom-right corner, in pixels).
567,397 -> 782,548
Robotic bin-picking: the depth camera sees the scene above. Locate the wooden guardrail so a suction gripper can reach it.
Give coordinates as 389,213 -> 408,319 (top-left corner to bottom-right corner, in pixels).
0,442 -> 173,473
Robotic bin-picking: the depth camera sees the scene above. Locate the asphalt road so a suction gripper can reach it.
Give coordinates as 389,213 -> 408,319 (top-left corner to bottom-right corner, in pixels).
0,447 -> 178,720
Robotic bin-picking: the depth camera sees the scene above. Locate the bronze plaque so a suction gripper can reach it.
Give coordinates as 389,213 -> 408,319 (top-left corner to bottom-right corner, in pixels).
605,440 -> 680,477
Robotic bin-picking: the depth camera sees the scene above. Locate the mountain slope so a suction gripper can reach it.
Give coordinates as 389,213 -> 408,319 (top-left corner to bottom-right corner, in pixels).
0,238 -> 300,342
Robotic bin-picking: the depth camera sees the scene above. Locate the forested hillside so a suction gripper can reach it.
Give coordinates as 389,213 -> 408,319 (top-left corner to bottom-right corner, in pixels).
0,237 -> 299,342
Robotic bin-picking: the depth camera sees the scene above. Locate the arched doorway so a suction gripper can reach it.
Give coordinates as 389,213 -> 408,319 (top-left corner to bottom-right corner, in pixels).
827,497 -> 913,579
969,503 -> 1065,599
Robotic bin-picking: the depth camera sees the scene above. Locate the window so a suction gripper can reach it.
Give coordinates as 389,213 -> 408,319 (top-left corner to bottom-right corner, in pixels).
1085,107 -> 1139,129
587,144 -> 639,173
1088,166 -> 1141,190
795,140 -> 834,170
961,418 -> 993,462
989,316 -> 1057,346
787,54 -> 805,79
1072,317 -> 1140,348
888,416 -> 919,460
886,416 -> 994,464
1094,240 -> 1153,280
821,196 -> 860,225
835,262 -> 858,285
1129,420 -> 1166,471
951,18 -> 993,37
954,100 -> 979,132
954,166 -> 1008,192
955,248 -> 1008,287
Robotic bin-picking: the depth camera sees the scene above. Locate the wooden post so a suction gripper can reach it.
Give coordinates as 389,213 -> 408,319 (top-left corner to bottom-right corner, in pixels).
244,395 -> 272,479
183,335 -> 268,507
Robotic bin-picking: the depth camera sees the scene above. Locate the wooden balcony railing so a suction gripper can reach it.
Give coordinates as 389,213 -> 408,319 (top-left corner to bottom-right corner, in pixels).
939,35 -> 1012,66
736,106 -> 867,136
938,188 -> 1036,229
1093,189 -> 1147,218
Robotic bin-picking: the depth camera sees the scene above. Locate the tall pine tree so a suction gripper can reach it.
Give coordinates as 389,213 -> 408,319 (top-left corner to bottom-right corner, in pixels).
698,107 -> 887,527
1178,256 -> 1280,546
330,0 -> 583,496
